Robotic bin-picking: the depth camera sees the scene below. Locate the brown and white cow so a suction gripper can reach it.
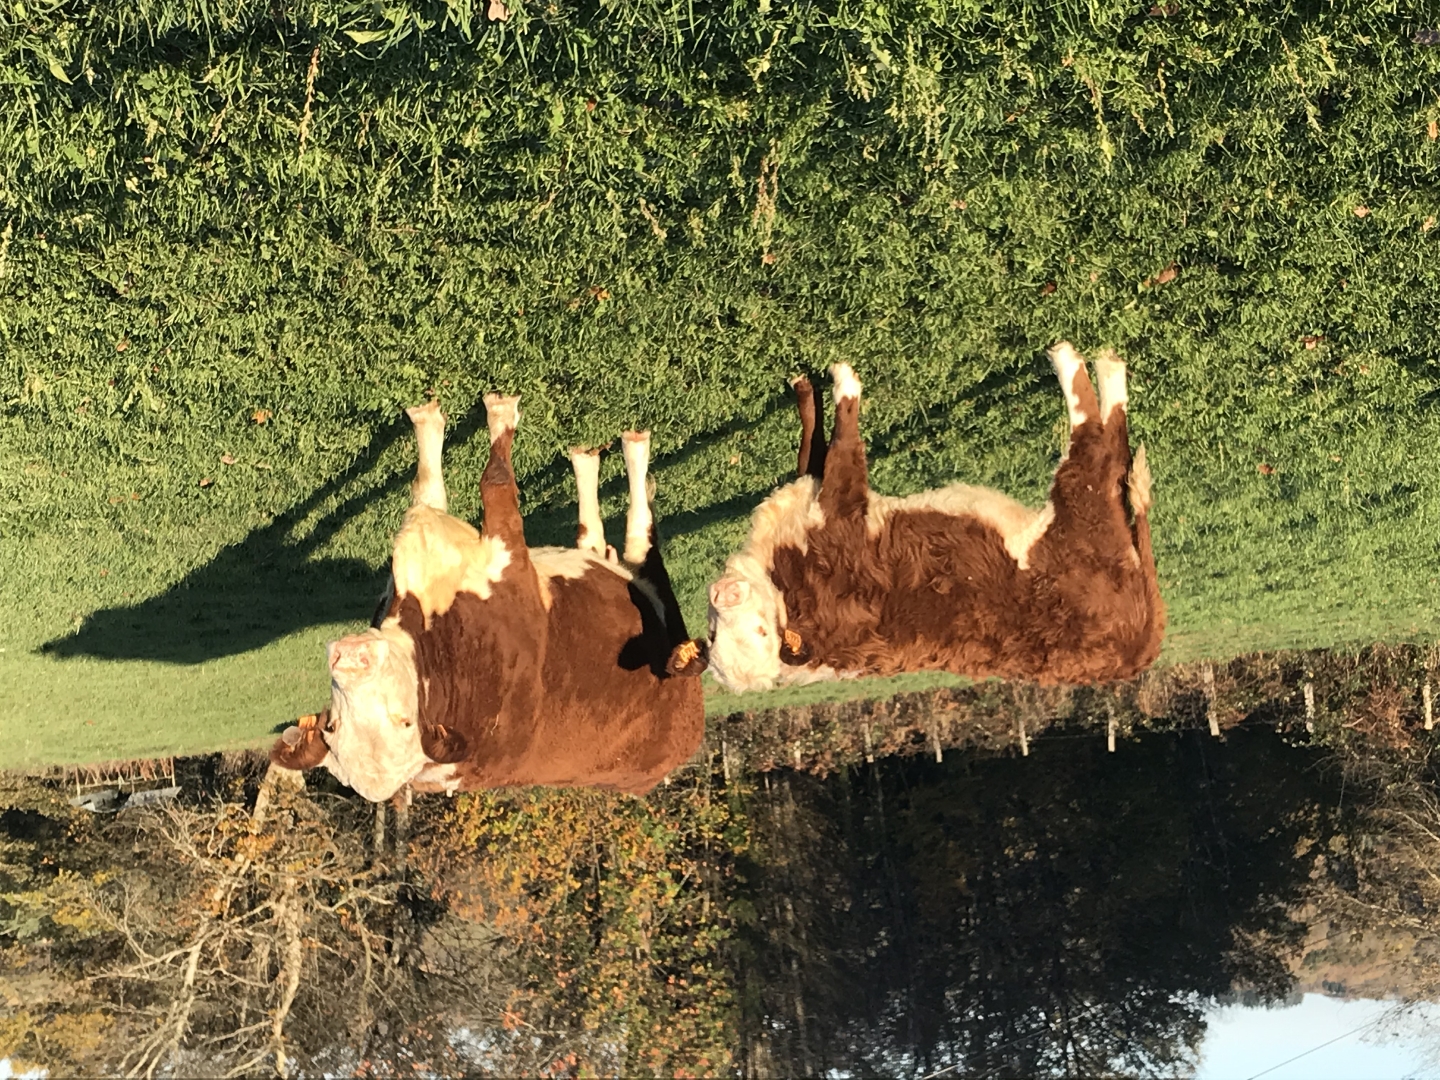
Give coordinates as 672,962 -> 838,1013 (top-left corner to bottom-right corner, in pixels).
702,343 -> 1165,691
270,395 -> 706,801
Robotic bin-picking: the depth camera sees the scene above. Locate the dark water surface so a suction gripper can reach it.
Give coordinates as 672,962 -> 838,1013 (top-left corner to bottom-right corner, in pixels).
737,728 -> 1357,1077
5,720 -> 1440,1078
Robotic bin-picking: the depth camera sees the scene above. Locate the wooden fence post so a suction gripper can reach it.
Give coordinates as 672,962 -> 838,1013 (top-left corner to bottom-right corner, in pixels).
1203,665 -> 1219,737
1018,715 -> 1029,757
1304,681 -> 1315,734
863,723 -> 874,764
1106,702 -> 1117,753
372,799 -> 386,859
1425,680 -> 1433,733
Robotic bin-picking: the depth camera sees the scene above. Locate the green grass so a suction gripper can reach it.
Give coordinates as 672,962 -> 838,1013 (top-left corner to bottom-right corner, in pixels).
2,0 -> 1440,766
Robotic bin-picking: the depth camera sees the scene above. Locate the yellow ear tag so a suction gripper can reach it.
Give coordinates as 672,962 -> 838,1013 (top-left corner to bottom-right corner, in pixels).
783,628 -> 803,653
675,640 -> 700,666
298,713 -> 320,730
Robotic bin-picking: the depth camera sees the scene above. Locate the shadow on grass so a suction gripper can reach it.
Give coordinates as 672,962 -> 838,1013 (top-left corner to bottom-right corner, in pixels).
39,362 -> 1038,665
40,389 -> 798,664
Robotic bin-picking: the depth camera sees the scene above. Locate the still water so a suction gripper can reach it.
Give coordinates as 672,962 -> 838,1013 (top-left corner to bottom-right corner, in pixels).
736,727 -> 1440,1078
4,720 -> 1440,1077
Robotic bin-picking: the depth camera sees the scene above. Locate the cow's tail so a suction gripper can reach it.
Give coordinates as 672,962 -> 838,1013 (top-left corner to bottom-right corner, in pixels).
1127,444 -> 1166,665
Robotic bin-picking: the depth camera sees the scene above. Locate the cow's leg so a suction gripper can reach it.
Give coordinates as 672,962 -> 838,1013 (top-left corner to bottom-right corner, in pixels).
621,430 -> 654,567
792,375 -> 828,480
480,393 -> 528,550
569,446 -> 607,556
1092,347 -> 1155,525
617,430 -> 705,676
405,400 -> 449,512
374,401 -> 449,627
1039,343 -> 1133,552
818,362 -> 869,519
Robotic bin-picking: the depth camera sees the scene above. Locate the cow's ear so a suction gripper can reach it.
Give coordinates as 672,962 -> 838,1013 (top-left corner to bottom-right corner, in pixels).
709,578 -> 750,611
328,634 -> 388,677
421,722 -> 469,765
667,638 -> 709,678
779,626 -> 811,665
270,724 -> 329,771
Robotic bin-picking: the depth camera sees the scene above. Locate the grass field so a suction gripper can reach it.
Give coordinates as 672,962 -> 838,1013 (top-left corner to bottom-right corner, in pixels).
3,1 -> 1440,766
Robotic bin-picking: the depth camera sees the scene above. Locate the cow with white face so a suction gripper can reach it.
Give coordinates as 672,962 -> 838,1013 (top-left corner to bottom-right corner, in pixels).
272,395 -> 707,800
705,346 -> 1165,692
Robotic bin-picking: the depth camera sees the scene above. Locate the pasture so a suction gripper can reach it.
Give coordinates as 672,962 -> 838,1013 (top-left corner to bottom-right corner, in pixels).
2,0 -> 1439,767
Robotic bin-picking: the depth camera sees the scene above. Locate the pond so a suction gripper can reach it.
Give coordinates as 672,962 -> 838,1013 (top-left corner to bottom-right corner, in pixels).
3,685 -> 1440,1078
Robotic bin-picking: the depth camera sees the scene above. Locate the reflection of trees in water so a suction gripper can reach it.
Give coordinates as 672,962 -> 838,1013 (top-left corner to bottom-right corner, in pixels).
1306,735 -> 1440,1006
2,716 -> 1408,1078
0,758 -> 744,1077
737,729 -> 1347,1078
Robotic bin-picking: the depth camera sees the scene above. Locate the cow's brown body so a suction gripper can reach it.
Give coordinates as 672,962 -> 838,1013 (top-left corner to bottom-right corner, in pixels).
272,399 -> 704,800
704,346 -> 1165,691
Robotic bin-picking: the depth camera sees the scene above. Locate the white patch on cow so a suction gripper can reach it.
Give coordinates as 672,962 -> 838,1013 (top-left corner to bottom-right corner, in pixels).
706,476 -> 827,693
530,545 -> 637,611
621,430 -> 653,566
1093,349 -> 1128,425
569,447 -> 606,556
413,761 -> 462,793
320,626 -> 428,803
1048,341 -> 1090,428
867,485 -> 1055,570
390,505 -> 513,625
406,400 -> 449,512
483,392 -> 520,439
831,362 -> 862,403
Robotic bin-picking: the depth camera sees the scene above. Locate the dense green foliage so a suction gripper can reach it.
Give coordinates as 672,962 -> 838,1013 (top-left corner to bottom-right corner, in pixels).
3,0 -> 1440,763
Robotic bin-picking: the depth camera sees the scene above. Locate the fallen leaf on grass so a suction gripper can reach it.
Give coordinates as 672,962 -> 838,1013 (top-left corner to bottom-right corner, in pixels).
1301,335 -> 1325,349
220,454 -> 236,465
487,0 -> 509,19
1353,205 -> 1370,218
1039,281 -> 1057,296
115,337 -> 129,352
1257,463 -> 1275,475
1429,119 -> 1438,141
1424,216 -> 1436,233
251,409 -> 272,424
199,477 -> 213,488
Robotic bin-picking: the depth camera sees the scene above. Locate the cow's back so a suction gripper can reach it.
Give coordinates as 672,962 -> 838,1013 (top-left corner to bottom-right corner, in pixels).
777,504 -> 1158,684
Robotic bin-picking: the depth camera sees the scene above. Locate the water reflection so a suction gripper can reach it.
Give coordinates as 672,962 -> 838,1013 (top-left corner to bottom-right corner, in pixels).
5,713 -> 1440,1077
736,729 -> 1346,1077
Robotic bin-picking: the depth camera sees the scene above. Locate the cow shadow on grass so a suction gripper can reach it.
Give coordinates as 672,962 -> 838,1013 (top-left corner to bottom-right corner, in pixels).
40,362 -> 1039,666
39,390 -> 802,666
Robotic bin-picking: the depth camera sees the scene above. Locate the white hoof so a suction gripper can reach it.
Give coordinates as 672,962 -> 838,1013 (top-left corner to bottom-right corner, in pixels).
1092,348 -> 1128,425
1047,342 -> 1089,427
405,399 -> 446,429
830,363 -> 862,403
483,393 -> 520,439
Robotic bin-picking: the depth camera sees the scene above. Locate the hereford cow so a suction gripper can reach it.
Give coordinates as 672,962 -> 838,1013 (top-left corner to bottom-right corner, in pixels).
270,395 -> 706,801
702,343 -> 1165,691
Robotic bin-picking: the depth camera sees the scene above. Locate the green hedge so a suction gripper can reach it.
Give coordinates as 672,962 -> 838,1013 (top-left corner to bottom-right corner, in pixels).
3,0 -> 1440,762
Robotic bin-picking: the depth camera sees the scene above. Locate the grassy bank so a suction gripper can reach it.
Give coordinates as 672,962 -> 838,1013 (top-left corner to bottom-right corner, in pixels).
2,1 -> 1439,765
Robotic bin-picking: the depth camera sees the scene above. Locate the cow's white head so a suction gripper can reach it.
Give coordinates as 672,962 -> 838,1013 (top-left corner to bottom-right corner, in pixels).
318,628 -> 427,802
705,574 -> 787,693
